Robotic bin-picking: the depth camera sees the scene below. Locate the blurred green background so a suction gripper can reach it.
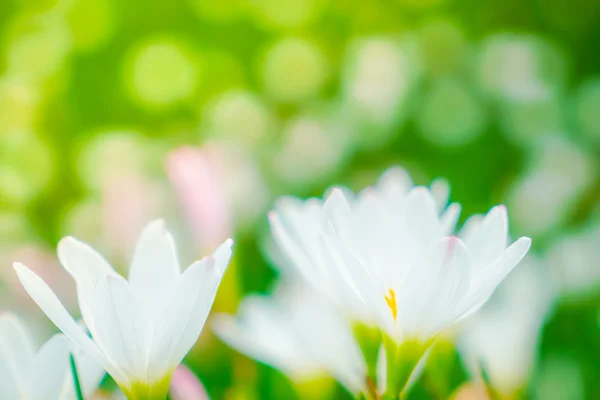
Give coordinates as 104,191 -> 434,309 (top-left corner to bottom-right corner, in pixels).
1,0 -> 600,398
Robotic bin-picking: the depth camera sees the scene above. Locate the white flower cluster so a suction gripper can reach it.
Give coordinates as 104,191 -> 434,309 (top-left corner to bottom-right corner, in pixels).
3,166 -> 530,399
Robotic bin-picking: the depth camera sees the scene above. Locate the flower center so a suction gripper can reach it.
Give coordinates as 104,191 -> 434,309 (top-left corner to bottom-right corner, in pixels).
384,288 -> 397,321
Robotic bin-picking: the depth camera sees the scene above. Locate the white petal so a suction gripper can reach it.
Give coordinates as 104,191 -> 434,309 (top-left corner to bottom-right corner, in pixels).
456,237 -> 531,318
463,206 -> 509,272
89,274 -> 147,384
57,237 -> 119,334
459,214 -> 484,239
315,233 -> 373,321
376,166 -> 414,206
440,203 -> 461,236
0,354 -> 19,400
0,313 -> 35,390
269,210 -> 331,294
58,237 -> 117,283
396,237 -> 471,338
212,300 -> 318,379
29,334 -> 71,399
319,233 -> 388,326
12,263 -> 123,383
148,239 -> 232,381
381,188 -> 444,289
430,178 -> 450,212
128,220 -> 181,312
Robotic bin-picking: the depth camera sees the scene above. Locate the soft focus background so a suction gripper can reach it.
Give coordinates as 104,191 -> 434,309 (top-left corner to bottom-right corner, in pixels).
1,0 -> 599,398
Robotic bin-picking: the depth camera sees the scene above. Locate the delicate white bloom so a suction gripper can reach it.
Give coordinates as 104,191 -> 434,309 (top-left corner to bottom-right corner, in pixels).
0,313 -> 104,400
213,284 -> 367,395
13,220 -> 233,398
269,166 -> 531,392
460,257 -> 555,394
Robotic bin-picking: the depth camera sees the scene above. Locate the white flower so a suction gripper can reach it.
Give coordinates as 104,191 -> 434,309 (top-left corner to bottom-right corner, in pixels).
460,256 -> 555,395
13,220 -> 233,399
212,284 -> 368,395
0,312 -> 104,400
268,167 -> 531,393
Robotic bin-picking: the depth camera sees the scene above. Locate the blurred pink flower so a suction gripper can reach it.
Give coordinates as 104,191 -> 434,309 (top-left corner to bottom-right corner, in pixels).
101,171 -> 163,263
166,145 -> 233,252
170,365 -> 210,400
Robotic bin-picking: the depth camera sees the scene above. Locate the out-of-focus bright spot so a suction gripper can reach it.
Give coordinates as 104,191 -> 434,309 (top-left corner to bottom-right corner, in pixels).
417,78 -> 486,148
273,114 -> 348,188
341,37 -> 414,148
547,224 -> 600,298
0,212 -> 28,244
0,79 -> 39,133
204,90 -> 274,148
76,131 -> 150,191
0,133 -> 54,204
125,39 -> 199,107
418,20 -> 466,77
65,0 -> 114,51
5,20 -> 71,82
261,37 -> 328,103
574,79 -> 600,143
0,167 -> 32,205
500,94 -> 562,146
188,0 -> 245,22
477,35 -> 565,101
250,0 -> 323,29
534,356 -> 585,400
507,136 -> 595,237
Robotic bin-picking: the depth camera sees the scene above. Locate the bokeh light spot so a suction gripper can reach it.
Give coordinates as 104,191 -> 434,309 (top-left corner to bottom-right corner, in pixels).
125,39 -> 200,108
261,37 -> 329,103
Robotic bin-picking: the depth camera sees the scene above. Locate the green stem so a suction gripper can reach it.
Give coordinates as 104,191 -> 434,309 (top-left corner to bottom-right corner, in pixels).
70,353 -> 85,400
382,336 -> 427,398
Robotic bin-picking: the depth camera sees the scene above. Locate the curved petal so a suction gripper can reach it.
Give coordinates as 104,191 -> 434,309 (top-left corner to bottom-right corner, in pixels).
29,334 -> 71,399
57,237 -> 119,333
128,220 -> 181,312
396,237 -> 471,338
376,167 -> 414,206
12,263 -> 126,386
212,306 -> 318,379
440,203 -> 461,236
58,237 -> 117,283
429,178 -> 450,212
269,211 -> 331,294
455,237 -> 531,318
0,313 -> 35,391
147,239 -> 232,382
462,206 -> 508,272
89,275 -> 147,385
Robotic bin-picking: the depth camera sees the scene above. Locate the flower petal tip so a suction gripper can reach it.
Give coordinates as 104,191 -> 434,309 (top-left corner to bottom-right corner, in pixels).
13,261 -> 27,273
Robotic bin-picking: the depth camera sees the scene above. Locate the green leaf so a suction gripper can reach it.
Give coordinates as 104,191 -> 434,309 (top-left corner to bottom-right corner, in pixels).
70,353 -> 85,400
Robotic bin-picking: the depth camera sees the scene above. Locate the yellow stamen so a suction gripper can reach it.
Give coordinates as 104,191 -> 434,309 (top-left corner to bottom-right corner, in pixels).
384,289 -> 397,321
